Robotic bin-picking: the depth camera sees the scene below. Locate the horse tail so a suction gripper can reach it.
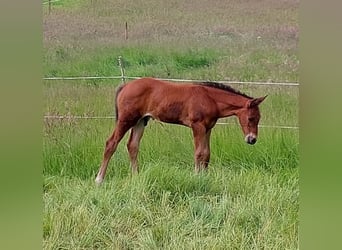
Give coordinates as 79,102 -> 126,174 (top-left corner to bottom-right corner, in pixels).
115,84 -> 125,121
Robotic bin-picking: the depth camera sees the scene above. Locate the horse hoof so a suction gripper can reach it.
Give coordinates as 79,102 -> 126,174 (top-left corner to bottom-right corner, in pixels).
95,176 -> 103,185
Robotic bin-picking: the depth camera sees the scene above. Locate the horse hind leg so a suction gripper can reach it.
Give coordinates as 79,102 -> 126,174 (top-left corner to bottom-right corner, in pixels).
95,121 -> 132,184
127,118 -> 147,174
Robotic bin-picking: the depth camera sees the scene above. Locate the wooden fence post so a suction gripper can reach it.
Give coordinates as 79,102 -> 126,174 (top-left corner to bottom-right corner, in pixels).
125,22 -> 128,40
118,56 -> 125,84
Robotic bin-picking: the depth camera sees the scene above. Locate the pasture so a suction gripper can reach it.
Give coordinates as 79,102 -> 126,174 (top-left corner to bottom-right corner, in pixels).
43,0 -> 299,249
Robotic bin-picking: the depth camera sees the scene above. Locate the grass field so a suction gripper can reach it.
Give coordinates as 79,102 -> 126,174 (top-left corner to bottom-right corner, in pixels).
43,0 -> 299,249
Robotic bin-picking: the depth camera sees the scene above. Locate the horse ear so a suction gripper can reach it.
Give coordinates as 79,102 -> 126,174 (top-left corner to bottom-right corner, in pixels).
248,95 -> 267,108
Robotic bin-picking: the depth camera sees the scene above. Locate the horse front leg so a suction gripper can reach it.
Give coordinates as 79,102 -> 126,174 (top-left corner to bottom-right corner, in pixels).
192,124 -> 211,173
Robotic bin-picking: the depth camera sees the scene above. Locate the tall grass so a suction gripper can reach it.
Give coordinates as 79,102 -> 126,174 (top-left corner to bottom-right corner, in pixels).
44,166 -> 298,249
43,0 -> 298,249
44,124 -> 298,249
44,44 -> 298,83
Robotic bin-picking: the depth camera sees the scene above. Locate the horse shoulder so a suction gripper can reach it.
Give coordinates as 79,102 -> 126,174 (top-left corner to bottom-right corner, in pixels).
186,87 -> 218,122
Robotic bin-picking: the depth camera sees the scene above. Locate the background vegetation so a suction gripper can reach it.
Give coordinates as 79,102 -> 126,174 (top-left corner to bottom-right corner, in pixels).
43,0 -> 299,249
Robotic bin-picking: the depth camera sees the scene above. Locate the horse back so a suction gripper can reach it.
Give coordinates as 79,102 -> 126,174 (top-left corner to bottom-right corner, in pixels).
116,78 -> 218,126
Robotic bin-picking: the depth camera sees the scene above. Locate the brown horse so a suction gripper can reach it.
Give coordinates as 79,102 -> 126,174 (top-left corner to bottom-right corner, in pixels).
95,77 -> 266,184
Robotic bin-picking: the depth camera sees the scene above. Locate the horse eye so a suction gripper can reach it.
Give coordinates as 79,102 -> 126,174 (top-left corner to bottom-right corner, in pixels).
248,117 -> 255,122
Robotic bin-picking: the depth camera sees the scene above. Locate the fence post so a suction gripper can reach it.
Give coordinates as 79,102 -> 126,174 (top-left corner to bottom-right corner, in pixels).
49,0 -> 51,14
125,22 -> 128,40
118,56 -> 126,84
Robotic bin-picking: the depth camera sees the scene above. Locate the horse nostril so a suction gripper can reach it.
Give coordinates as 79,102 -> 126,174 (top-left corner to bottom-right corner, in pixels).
246,136 -> 256,145
245,134 -> 257,145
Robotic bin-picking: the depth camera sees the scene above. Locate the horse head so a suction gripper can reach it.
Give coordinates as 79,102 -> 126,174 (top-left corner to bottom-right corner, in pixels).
237,96 -> 267,145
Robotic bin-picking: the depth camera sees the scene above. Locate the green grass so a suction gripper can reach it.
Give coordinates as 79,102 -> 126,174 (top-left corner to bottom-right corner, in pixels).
43,44 -> 298,83
44,166 -> 298,249
43,123 -> 298,249
44,47 -> 221,79
43,0 -> 84,9
43,0 -> 298,249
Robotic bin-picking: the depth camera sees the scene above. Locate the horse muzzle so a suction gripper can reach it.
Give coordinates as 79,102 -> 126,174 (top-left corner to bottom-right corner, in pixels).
245,133 -> 257,145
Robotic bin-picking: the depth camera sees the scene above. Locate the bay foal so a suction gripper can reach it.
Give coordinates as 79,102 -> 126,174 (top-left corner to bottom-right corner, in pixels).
95,77 -> 266,184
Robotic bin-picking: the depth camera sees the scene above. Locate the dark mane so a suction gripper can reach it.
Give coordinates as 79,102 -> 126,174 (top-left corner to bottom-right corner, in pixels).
196,81 -> 252,99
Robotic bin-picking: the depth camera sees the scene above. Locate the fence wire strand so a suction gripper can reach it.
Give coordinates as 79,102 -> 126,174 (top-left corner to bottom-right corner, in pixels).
43,115 -> 298,130
44,75 -> 299,87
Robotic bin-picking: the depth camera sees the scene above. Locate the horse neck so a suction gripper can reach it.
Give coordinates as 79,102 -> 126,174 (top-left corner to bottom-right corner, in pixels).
209,90 -> 250,117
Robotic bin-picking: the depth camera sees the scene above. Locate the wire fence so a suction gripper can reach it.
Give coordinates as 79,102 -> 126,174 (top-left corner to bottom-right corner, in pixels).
43,75 -> 299,87
42,0 -> 60,4
43,56 -> 299,130
43,55 -> 299,86
43,115 -> 299,130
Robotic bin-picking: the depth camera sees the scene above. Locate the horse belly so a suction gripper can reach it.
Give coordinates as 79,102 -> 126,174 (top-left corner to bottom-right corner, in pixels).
154,101 -> 185,125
